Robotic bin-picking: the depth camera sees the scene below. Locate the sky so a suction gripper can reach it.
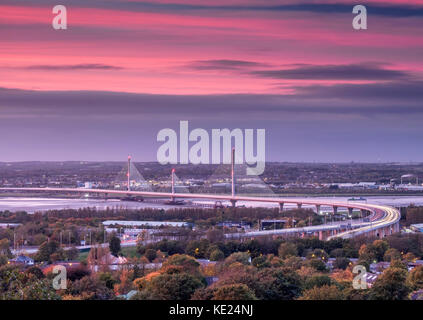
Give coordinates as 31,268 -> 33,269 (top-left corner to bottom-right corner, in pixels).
0,0 -> 423,163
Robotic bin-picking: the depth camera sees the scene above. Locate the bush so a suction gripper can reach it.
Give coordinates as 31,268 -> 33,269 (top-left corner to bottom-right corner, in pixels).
209,249 -> 225,261
278,242 -> 298,259
141,272 -> 204,300
299,285 -> 345,300
145,249 -> 157,262
308,259 -> 328,272
333,257 -> 351,270
212,284 -> 257,300
304,275 -> 332,290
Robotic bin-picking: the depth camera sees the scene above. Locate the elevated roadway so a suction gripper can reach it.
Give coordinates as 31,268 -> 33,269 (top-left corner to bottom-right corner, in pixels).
0,187 -> 401,240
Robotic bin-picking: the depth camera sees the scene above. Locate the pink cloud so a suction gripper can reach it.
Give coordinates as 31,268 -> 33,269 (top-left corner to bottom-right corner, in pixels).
1,2 -> 422,94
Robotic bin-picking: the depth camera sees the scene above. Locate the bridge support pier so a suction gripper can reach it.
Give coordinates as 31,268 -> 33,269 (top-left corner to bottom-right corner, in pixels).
333,206 -> 338,215
230,199 -> 237,208
316,205 -> 321,215
297,203 -> 302,209
348,207 -> 353,217
279,203 -> 284,213
319,231 -> 323,240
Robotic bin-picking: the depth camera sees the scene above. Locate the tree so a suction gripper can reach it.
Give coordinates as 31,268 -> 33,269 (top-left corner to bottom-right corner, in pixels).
98,272 -> 117,290
87,246 -> 113,272
26,266 -> 45,280
307,249 -> 329,261
307,259 -> 328,272
67,266 -> 91,281
136,242 -> 146,255
304,275 -> 332,290
331,269 -> 354,285
333,257 -> 351,270
114,269 -> 134,295
224,252 -> 250,266
145,249 -> 157,262
156,239 -> 185,255
35,240 -> 61,262
278,242 -> 298,259
384,248 -> 401,262
141,272 -> 204,300
386,233 -> 423,257
68,274 -> 115,300
212,284 -> 257,300
372,240 -> 389,261
162,254 -> 201,276
206,229 -> 225,243
251,255 -> 270,269
0,266 -> 60,300
185,239 -> 210,259
255,268 -> 302,300
66,247 -> 79,261
403,252 -> 417,263
132,264 -> 143,280
299,285 -> 345,300
358,244 -> 377,264
369,267 -> 411,300
407,265 -> 423,290
191,287 -> 216,300
283,256 -> 303,270
209,249 -> 225,261
330,248 -> 344,258
390,259 -> 408,271
50,249 -> 66,263
109,235 -> 121,257
0,238 -> 11,257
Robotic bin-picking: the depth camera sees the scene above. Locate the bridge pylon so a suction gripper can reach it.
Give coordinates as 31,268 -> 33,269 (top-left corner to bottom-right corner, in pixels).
171,168 -> 175,201
127,155 -> 131,192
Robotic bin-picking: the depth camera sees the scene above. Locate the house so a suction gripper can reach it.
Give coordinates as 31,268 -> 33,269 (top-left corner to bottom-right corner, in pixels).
9,255 -> 34,266
370,261 -> 390,274
410,289 -> 423,300
117,290 -> 138,300
197,259 -> 217,267
205,276 -> 219,286
89,253 -> 128,272
364,272 -> 379,288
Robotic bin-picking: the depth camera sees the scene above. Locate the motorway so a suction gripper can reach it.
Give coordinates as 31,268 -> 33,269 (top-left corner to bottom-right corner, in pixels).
0,187 -> 401,240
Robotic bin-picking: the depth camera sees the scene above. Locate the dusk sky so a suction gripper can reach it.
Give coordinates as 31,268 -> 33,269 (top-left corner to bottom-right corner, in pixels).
1,0 -> 423,163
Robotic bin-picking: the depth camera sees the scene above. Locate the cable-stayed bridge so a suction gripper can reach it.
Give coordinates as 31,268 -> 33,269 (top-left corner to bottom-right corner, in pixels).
0,152 -> 400,240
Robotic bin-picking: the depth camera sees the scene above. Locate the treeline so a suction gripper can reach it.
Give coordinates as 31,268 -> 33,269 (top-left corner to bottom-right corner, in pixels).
0,206 -> 318,226
139,236 -> 354,261
406,206 -> 423,225
138,232 -> 423,263
0,207 -> 319,247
